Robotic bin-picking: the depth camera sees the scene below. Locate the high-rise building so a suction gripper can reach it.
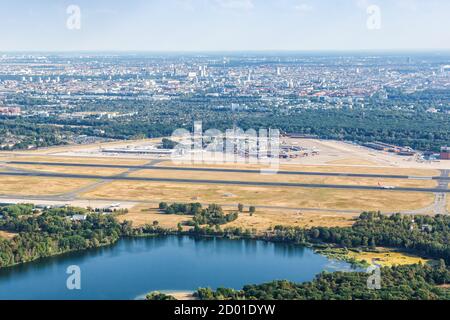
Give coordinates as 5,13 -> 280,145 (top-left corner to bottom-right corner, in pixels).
441,65 -> 450,75
276,67 -> 282,76
199,65 -> 208,77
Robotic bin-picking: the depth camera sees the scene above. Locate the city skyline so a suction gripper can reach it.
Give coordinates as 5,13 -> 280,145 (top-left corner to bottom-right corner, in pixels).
0,0 -> 449,52
0,2 -> 450,304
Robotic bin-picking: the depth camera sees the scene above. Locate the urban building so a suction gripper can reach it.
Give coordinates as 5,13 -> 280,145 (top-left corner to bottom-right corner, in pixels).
440,147 -> 450,160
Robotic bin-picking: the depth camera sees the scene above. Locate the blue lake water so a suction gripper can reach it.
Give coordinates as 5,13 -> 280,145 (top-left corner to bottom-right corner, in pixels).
0,235 -> 355,300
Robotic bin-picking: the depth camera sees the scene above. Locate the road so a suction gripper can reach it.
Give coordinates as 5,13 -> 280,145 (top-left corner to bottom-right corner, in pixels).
0,194 -> 388,215
406,169 -> 449,215
434,169 -> 449,214
0,170 -> 449,193
2,160 -> 448,215
4,160 -> 449,180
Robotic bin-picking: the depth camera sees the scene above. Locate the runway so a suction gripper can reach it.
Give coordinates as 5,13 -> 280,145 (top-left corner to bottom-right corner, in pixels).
4,160 -> 449,180
0,170 -> 449,193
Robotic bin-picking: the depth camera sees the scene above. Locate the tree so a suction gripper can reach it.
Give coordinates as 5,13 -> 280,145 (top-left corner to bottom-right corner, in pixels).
238,204 -> 244,212
121,220 -> 133,235
195,264 -> 450,300
249,206 -> 256,214
146,291 -> 176,300
159,202 -> 168,210
160,138 -> 177,150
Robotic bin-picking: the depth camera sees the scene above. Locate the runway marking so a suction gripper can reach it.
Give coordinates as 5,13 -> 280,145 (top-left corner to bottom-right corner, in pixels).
408,176 -> 433,180
0,171 -> 447,193
6,160 -> 448,180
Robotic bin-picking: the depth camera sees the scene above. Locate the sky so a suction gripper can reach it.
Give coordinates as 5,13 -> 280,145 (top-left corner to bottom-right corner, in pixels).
0,0 -> 449,52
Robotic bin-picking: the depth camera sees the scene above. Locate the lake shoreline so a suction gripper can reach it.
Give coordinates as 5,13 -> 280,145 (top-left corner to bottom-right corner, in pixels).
0,235 -> 354,300
163,291 -> 196,300
0,227 -> 432,272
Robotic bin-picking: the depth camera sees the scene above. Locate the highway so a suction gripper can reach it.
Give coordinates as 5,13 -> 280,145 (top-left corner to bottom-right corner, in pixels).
4,160 -> 449,181
1,170 -> 449,193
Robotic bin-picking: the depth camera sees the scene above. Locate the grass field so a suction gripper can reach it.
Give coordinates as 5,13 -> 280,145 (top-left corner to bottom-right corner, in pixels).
7,164 -> 128,177
130,169 -> 437,188
226,210 -> 356,231
347,248 -> 430,267
0,176 -> 97,196
117,204 -> 188,229
117,204 -> 357,231
81,181 -> 434,212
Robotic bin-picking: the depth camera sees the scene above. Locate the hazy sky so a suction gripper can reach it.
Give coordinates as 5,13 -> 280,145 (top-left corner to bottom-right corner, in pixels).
0,0 -> 449,51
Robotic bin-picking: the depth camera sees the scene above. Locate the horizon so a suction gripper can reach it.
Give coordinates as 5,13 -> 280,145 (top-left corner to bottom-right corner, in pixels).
1,0 -> 449,52
2,49 -> 450,55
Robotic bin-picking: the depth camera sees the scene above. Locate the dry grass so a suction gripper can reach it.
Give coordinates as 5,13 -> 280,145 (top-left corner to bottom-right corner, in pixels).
130,169 -> 437,188
2,155 -> 148,166
119,204 -> 356,232
117,204 -> 188,229
226,210 -> 356,232
156,160 -> 439,177
7,164 -> 128,177
81,181 -> 434,212
0,230 -> 17,240
347,248 -> 430,267
0,138 -> 162,155
0,175 -> 97,196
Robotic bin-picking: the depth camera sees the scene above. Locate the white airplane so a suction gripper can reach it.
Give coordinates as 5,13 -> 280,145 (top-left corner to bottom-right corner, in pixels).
378,182 -> 395,189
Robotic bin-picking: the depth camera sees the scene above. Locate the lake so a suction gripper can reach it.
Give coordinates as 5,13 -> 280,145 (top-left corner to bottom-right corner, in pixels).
0,235 -> 355,300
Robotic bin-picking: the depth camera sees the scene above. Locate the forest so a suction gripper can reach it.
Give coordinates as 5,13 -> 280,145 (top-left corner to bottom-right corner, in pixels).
268,212 -> 450,264
152,210 -> 450,300
184,211 -> 450,264
195,263 -> 450,300
3,91 -> 450,152
0,118 -> 68,150
0,205 -> 125,268
1,204 -> 449,300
